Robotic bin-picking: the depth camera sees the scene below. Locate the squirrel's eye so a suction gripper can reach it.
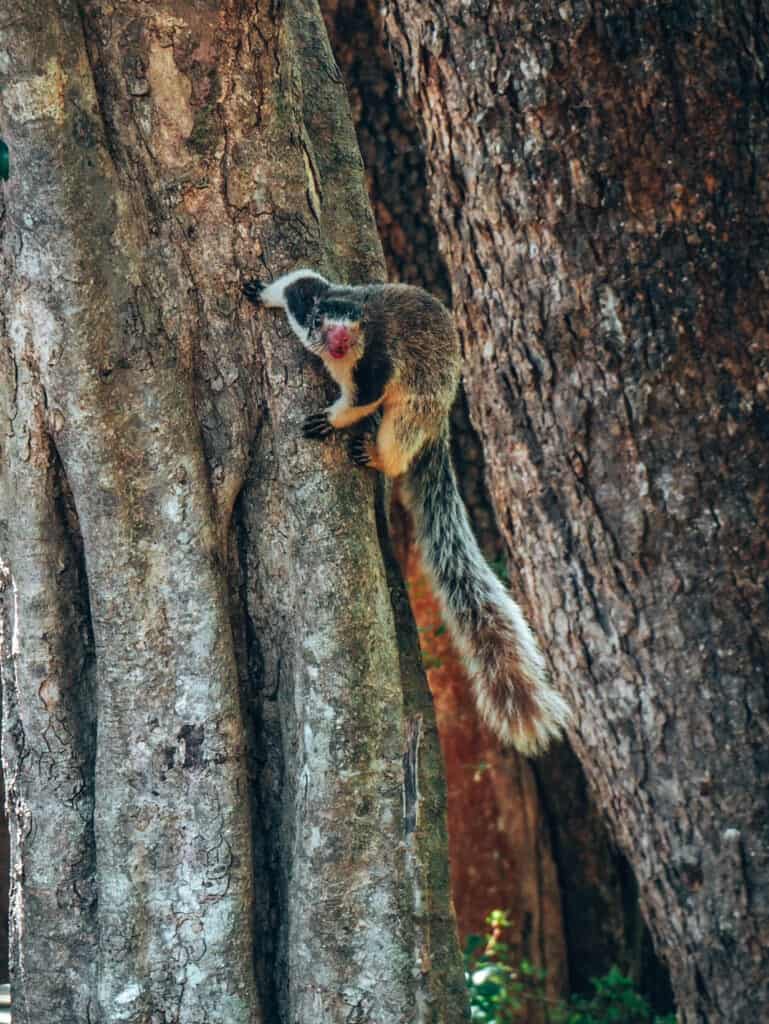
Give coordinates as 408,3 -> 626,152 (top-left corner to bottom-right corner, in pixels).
311,309 -> 324,331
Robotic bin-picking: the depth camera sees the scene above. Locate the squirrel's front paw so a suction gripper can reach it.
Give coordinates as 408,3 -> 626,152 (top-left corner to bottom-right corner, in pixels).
243,279 -> 265,306
302,412 -> 333,439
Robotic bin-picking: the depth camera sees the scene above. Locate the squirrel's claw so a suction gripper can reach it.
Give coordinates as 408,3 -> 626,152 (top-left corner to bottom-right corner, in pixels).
302,412 -> 333,439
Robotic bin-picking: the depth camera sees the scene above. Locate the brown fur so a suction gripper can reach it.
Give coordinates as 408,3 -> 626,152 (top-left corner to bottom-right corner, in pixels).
347,291 -> 461,479
475,605 -> 540,743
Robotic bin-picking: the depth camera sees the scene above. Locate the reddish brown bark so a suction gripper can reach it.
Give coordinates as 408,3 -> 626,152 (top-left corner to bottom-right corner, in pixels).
404,542 -> 568,1007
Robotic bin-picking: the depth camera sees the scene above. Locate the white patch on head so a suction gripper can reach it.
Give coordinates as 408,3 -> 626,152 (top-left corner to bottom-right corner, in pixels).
259,268 -> 328,308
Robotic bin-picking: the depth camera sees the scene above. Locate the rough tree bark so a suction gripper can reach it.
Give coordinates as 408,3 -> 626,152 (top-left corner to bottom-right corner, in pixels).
0,2 -> 466,1022
383,2 -> 769,1022
321,1 -> 570,1005
321,1 -> 672,1009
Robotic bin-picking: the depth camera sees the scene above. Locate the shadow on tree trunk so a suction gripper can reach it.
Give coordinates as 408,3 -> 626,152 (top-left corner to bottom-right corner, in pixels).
321,0 -> 677,1014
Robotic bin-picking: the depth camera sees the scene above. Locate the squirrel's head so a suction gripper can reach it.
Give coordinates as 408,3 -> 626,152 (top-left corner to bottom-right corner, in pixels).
308,298 -> 364,363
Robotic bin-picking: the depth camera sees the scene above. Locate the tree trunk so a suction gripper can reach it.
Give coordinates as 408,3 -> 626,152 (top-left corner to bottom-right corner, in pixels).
0,2 -> 466,1022
383,2 -> 769,1021
322,0 -> 672,1008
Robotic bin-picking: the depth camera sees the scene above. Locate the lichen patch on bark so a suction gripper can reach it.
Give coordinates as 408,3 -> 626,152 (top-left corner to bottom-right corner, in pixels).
146,41 -> 195,166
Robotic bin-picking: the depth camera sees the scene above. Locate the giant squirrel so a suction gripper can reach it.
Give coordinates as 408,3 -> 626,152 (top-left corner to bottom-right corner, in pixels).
244,269 -> 570,754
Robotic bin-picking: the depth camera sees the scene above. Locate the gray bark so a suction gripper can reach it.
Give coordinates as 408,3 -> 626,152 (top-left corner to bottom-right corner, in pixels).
382,1 -> 769,1021
0,2 -> 466,1022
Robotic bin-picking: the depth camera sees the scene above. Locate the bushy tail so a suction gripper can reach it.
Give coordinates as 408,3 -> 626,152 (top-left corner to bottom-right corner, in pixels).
403,432 -> 570,754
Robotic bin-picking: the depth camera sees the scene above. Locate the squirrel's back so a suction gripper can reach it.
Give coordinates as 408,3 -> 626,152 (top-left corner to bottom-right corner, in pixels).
361,285 -> 460,414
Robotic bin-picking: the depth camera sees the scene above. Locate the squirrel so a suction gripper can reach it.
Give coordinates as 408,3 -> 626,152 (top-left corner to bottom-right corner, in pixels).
243,269 -> 570,754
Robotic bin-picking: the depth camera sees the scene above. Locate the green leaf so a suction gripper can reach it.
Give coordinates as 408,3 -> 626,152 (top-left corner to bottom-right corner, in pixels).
0,139 -> 8,181
486,909 -> 511,929
464,933 -> 486,957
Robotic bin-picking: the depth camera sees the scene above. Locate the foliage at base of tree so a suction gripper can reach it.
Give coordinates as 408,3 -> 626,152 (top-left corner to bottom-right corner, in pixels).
465,912 -> 676,1024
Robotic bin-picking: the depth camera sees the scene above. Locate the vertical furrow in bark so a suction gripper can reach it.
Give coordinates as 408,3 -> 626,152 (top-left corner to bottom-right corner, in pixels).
65,376 -> 257,1023
374,483 -> 472,1021
236,2 -> 466,1018
0,411 -> 97,1022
